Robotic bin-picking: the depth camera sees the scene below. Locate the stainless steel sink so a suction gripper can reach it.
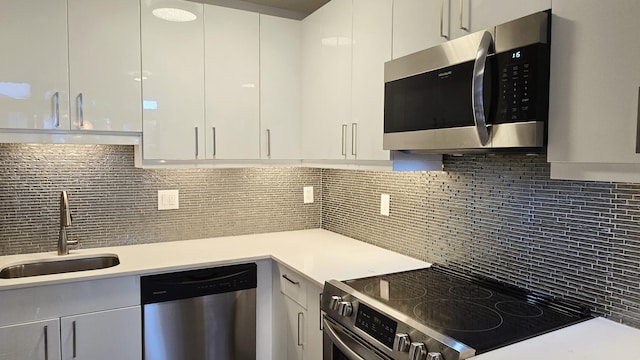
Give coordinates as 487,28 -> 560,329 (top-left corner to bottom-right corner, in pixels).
0,254 -> 120,279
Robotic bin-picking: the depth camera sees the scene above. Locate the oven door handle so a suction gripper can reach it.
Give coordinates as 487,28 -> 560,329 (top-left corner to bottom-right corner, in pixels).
322,318 -> 366,360
472,30 -> 493,146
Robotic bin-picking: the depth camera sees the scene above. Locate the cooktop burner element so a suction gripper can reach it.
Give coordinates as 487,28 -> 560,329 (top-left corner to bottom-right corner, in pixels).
327,265 -> 593,357
414,299 -> 504,332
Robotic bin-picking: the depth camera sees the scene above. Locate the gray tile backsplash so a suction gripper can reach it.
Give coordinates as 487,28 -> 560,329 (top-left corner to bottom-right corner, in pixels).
322,154 -> 640,327
1,144 -> 639,328
0,144 -> 321,255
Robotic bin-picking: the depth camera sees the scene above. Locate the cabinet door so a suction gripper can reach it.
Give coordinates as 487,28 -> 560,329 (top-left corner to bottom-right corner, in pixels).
301,0 -> 353,160
351,0 -> 392,161
60,306 -> 141,360
451,0 -> 551,38
0,0 -> 69,130
141,0 -> 205,160
304,285 -> 323,360
392,0 -> 448,59
205,5 -> 260,160
67,0 -> 141,132
548,0 -> 640,180
0,319 -> 61,360
284,297 -> 306,360
260,15 -> 301,160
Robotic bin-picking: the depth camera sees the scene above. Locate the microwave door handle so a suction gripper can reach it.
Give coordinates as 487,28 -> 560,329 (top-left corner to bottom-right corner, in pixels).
472,31 -> 493,146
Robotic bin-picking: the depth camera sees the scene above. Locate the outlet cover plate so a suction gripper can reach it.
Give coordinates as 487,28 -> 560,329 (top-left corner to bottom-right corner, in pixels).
158,190 -> 179,210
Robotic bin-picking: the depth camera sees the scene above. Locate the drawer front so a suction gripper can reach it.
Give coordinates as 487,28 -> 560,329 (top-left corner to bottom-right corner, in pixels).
278,264 -> 307,309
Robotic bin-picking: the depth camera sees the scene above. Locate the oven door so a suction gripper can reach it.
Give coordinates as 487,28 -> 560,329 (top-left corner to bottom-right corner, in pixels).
322,316 -> 392,360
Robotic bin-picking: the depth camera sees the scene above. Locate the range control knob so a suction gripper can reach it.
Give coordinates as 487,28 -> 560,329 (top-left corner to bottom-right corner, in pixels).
337,301 -> 353,317
329,296 -> 343,311
409,342 -> 427,360
426,353 -> 443,360
392,333 -> 410,352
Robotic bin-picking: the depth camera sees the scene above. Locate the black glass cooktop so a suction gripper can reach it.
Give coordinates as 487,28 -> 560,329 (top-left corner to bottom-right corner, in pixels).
343,266 -> 592,354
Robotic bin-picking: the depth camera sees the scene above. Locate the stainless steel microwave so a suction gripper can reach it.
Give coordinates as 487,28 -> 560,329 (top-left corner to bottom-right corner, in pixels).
383,11 -> 551,153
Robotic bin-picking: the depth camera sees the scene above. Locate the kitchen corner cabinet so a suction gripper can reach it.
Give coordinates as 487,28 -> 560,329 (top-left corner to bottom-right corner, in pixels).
141,0 -> 205,160
260,15 -> 302,160
392,0 -> 550,59
301,0 -> 392,162
0,319 -> 62,360
273,263 -> 323,360
548,0 -> 640,182
0,0 -> 142,133
204,6 -> 260,160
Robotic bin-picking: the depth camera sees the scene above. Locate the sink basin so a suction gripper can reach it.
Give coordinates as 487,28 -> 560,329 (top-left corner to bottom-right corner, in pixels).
0,254 -> 120,279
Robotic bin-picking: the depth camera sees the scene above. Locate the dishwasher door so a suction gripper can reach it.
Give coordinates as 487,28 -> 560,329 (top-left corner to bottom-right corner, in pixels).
141,263 -> 257,360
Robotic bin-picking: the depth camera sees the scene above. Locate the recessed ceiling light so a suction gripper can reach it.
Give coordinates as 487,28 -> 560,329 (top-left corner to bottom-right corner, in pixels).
152,7 -> 197,22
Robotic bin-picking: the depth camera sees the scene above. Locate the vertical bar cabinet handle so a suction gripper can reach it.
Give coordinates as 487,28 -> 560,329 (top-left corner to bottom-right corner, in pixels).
53,92 -> 60,128
351,123 -> 357,156
212,127 -> 217,156
459,0 -> 468,30
72,320 -> 77,358
341,124 -> 348,156
266,129 -> 271,157
297,312 -> 304,346
77,93 -> 84,128
43,325 -> 49,360
195,127 -> 199,158
440,0 -> 449,39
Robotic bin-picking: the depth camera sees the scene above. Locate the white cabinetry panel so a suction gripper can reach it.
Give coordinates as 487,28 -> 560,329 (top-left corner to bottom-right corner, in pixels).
0,319 -> 61,360
0,0 -> 69,130
260,15 -> 301,160
68,0 -> 142,132
204,5 -> 260,160
141,0 -> 205,160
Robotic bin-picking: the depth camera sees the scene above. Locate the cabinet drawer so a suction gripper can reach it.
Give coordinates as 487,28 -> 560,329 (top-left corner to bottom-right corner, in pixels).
277,264 -> 307,309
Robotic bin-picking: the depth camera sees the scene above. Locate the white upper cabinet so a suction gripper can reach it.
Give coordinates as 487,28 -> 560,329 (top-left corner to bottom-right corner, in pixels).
392,0 -> 448,59
548,0 -> 640,182
0,0 -> 70,130
450,0 -> 551,39
352,0 -> 392,161
67,0 -> 142,132
204,5 -> 260,160
301,0 -> 353,160
141,0 -> 205,160
392,0 -> 551,59
260,15 -> 301,160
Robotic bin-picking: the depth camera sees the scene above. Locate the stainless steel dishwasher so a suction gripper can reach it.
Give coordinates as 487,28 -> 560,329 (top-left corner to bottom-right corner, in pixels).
141,263 -> 257,360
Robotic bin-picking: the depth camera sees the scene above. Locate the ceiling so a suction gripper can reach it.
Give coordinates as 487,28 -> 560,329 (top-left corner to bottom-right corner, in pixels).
194,0 -> 331,19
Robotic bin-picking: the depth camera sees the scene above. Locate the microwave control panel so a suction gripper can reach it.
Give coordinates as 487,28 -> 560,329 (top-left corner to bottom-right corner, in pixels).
494,43 -> 550,124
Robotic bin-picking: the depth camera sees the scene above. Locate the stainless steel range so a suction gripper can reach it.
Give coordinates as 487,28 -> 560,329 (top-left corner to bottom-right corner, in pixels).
321,265 -> 592,360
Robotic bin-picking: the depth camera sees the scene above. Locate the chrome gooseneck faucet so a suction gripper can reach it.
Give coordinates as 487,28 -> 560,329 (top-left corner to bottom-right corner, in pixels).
58,191 -> 78,255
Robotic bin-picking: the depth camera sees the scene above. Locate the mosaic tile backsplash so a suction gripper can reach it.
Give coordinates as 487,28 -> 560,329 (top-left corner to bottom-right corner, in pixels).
0,144 -> 321,255
1,143 -> 639,327
322,154 -> 640,327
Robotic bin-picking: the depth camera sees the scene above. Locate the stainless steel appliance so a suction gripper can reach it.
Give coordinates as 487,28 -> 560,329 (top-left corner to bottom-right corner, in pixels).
141,263 -> 257,360
384,11 -> 551,153
321,265 -> 592,360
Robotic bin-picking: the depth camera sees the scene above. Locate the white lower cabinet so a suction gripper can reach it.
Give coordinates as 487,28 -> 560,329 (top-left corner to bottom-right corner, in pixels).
0,319 -> 62,360
273,262 -> 323,360
60,306 -> 141,360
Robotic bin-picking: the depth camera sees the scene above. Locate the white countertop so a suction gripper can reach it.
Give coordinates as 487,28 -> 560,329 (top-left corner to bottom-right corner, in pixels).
1,229 -> 638,359
0,229 -> 430,290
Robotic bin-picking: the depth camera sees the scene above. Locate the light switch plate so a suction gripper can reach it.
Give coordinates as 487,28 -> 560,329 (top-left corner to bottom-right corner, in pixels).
158,190 -> 179,210
304,186 -> 314,204
380,194 -> 390,216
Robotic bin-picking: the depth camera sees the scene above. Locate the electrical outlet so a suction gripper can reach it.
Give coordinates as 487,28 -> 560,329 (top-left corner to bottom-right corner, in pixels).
380,194 -> 390,216
158,190 -> 179,210
304,186 -> 314,204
